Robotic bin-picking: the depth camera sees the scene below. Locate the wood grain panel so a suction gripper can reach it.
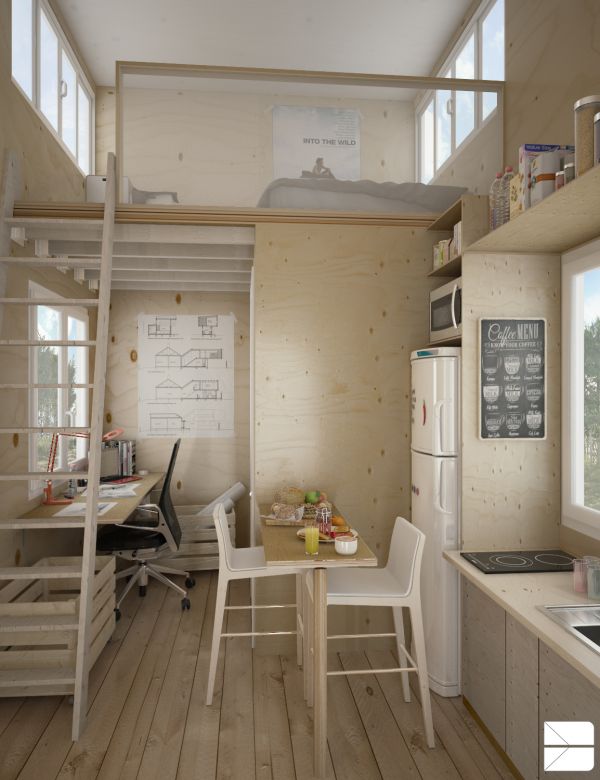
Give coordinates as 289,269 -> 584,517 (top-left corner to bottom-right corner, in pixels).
539,642 -> 600,778
506,615 -> 539,780
504,0 -> 600,170
104,290 -> 251,545
462,580 -> 506,750
253,222 -> 441,648
461,251 -> 561,550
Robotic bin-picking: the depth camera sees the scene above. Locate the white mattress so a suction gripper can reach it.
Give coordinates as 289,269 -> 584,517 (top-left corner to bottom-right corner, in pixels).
257,178 -> 467,214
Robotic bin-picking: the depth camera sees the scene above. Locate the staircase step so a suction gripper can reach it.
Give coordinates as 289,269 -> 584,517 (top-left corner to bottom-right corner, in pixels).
0,256 -> 100,267
0,564 -> 82,580
0,668 -> 76,689
0,298 -> 98,306
0,472 -> 89,480
0,340 -> 96,346
0,615 -> 79,633
0,427 -> 90,433
0,517 -> 85,530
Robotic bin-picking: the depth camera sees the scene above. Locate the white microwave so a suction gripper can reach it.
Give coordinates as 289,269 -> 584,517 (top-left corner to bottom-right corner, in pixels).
429,278 -> 462,344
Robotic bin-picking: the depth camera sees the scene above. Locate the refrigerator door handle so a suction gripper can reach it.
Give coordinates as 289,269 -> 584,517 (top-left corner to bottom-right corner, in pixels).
434,400 -> 445,453
434,459 -> 452,515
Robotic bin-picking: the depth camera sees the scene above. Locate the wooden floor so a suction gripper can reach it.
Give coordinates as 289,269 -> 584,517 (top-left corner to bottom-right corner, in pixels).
0,572 -> 514,780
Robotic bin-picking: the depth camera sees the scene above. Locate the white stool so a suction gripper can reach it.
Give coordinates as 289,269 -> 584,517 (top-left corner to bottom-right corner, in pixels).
326,516 -> 435,748
206,503 -> 304,705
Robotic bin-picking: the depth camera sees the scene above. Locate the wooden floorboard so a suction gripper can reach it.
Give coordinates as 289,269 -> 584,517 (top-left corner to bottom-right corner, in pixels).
0,574 -> 510,780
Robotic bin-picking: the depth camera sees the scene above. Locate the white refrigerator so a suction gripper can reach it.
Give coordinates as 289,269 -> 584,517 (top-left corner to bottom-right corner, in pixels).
410,346 -> 461,697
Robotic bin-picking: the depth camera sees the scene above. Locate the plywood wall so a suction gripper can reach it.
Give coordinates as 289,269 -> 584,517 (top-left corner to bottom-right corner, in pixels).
0,0 -> 85,200
252,222 -> 442,649
104,291 -> 251,543
504,0 -> 600,169
96,86 -> 415,202
461,251 -> 561,550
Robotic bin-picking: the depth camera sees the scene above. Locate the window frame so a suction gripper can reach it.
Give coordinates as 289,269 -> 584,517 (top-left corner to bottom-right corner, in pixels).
28,282 -> 89,498
562,237 -> 600,541
415,0 -> 504,184
11,0 -> 95,176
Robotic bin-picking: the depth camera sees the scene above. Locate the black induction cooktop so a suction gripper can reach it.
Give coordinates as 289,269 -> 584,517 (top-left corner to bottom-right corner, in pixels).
461,549 -> 575,574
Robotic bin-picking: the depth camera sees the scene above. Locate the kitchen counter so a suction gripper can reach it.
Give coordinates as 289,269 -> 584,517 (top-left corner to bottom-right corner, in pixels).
444,550 -> 600,689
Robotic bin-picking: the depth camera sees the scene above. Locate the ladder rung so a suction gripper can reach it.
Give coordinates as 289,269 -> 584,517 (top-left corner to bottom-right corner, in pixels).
0,427 -> 90,433
0,517 -> 85,530
0,340 -> 96,346
0,669 -> 76,688
0,256 -> 100,268
0,564 -> 82,579
0,298 -> 98,306
0,472 -> 89,480
0,384 -> 93,390
0,615 -> 79,633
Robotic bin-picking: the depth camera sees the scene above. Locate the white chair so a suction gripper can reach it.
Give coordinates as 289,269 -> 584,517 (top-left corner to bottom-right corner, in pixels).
326,516 -> 435,748
205,503 -> 304,705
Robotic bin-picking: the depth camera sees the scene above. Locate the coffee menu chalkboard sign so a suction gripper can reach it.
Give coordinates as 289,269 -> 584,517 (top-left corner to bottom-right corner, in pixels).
479,318 -> 546,440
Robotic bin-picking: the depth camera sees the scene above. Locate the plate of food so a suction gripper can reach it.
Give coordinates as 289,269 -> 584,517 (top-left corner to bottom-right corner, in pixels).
296,527 -> 358,544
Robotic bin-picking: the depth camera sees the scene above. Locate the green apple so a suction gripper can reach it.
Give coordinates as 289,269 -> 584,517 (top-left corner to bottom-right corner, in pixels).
305,490 -> 320,504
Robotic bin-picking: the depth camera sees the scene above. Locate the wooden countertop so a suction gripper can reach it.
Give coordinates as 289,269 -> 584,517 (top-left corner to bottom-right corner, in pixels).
18,473 -> 164,525
445,550 -> 600,689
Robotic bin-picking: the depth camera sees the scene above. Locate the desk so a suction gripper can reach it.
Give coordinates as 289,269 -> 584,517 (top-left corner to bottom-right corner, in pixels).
17,473 -> 164,527
261,518 -> 377,778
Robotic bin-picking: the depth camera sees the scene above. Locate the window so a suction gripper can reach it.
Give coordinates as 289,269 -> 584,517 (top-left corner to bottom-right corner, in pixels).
563,239 -> 600,540
11,0 -> 94,175
29,283 -> 89,497
417,0 -> 504,183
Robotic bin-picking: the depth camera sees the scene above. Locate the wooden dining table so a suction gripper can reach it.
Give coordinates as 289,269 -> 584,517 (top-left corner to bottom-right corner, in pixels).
260,510 -> 377,778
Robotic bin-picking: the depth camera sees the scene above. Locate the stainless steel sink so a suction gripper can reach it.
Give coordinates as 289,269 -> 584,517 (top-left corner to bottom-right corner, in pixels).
540,604 -> 600,655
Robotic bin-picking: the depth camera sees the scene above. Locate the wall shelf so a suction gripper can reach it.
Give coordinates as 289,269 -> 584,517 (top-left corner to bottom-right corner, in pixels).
468,165 -> 600,255
428,255 -> 462,278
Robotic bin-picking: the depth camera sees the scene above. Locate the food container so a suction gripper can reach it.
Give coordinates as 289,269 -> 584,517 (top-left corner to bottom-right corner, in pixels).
518,144 -> 574,209
531,150 -> 563,205
574,96 -> 600,175
335,534 -> 358,555
564,162 -> 575,184
555,171 -> 565,190
595,111 -> 600,166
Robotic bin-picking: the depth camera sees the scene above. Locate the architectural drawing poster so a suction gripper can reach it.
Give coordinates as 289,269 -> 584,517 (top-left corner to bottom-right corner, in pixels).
272,106 -> 360,180
138,314 -> 234,438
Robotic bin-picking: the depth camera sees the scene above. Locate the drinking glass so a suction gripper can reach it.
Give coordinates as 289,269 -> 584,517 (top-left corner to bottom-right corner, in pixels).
586,560 -> 600,599
304,516 -> 319,556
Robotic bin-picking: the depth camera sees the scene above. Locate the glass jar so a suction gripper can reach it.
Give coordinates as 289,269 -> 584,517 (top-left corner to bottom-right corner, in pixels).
315,506 -> 332,537
574,96 -> 600,176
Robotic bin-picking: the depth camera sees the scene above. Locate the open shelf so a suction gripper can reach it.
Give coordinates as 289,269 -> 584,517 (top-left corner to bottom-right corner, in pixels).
428,255 -> 462,278
468,165 -> 600,255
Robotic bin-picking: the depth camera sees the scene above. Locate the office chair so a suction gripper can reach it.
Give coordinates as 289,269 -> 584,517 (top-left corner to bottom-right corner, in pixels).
97,439 -> 195,616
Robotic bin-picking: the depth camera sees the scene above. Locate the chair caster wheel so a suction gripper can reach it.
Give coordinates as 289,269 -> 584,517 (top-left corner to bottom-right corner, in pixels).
181,597 -> 191,611
114,608 -> 121,622
139,585 -> 147,597
185,577 -> 196,589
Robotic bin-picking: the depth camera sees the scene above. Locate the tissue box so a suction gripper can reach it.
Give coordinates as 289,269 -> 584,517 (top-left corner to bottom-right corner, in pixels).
518,144 -> 574,209
531,150 -> 563,206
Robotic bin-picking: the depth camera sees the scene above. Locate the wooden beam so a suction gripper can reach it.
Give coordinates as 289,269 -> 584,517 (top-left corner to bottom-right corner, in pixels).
110,280 -> 250,293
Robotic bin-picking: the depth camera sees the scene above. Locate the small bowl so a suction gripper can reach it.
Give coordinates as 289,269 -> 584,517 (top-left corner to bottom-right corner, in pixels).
335,535 -> 358,555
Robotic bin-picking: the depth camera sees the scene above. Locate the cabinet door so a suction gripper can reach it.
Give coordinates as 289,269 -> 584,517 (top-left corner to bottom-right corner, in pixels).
539,643 -> 600,776
506,615 -> 539,779
462,579 -> 506,748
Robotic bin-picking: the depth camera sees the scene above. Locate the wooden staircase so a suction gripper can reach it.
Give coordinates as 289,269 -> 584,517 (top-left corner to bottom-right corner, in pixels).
0,151 -> 117,740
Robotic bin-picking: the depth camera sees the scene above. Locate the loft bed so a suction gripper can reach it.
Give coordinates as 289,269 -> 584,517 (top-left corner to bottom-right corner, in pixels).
114,62 -> 504,220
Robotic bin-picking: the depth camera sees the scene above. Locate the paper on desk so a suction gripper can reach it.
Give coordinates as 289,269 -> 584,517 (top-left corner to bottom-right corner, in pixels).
84,485 -> 138,498
55,502 -> 117,517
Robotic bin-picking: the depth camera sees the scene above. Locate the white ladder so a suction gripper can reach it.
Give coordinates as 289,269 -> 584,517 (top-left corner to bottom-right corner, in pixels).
0,151 -> 116,740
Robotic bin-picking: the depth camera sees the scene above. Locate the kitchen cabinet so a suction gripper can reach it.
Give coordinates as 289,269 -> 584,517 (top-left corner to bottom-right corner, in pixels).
462,579 -> 506,748
506,615 -> 539,779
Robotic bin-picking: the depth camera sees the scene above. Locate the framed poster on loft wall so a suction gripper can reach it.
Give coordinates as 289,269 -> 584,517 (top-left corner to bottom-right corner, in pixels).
479,317 -> 546,440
